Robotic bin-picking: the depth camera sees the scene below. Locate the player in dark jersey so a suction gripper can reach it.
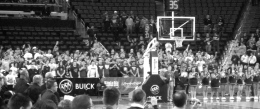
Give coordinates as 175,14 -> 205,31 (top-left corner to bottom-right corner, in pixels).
201,67 -> 210,100
228,64 -> 237,100
210,69 -> 220,100
236,67 -> 245,100
220,68 -> 228,100
189,67 -> 198,100
176,67 -> 188,93
245,67 -> 253,100
252,64 -> 259,100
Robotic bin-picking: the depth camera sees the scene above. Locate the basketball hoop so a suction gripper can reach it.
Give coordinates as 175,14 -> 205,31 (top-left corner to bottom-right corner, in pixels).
174,37 -> 185,48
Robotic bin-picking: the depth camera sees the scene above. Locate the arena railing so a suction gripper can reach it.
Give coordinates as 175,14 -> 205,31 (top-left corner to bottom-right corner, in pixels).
221,0 -> 251,69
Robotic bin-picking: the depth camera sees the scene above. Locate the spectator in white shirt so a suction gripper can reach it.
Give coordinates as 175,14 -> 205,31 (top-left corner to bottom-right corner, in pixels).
241,52 -> 249,65
196,58 -> 205,72
126,16 -> 134,36
165,43 -> 173,53
248,52 -> 257,66
10,63 -> 18,77
24,49 -> 32,61
45,49 -> 53,59
87,61 -> 99,78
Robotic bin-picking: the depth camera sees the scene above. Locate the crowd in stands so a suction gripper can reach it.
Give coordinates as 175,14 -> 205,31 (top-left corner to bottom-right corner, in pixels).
99,11 -> 156,46
195,15 -> 225,53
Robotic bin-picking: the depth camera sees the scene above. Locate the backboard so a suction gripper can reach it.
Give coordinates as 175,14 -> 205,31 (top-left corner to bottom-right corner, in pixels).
157,12 -> 196,42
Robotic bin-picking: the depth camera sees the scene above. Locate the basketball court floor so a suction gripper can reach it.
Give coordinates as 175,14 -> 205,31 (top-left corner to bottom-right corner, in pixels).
92,96 -> 260,109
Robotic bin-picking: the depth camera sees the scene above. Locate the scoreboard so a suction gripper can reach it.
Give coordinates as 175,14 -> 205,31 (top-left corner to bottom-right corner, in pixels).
165,0 -> 181,11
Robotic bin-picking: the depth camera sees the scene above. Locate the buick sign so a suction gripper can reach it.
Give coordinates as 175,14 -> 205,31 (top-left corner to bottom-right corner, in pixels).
59,79 -> 73,94
150,85 -> 160,95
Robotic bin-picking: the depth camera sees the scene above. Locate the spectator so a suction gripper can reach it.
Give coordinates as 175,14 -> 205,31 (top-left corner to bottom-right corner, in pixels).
212,33 -> 220,53
121,11 -> 128,30
256,29 -> 260,39
128,89 -> 146,109
204,33 -> 212,53
140,16 -> 149,32
87,60 -> 99,78
103,12 -> 110,32
111,11 -> 119,43
0,73 -> 8,107
7,93 -> 32,109
87,26 -> 96,45
109,60 -> 120,77
216,16 -> 225,33
241,52 -> 249,65
5,70 -> 16,90
196,33 -> 203,51
40,72 -> 54,92
41,79 -> 59,105
25,75 -> 43,104
71,95 -> 93,109
70,61 -> 79,78
241,33 -> 248,43
118,17 -> 124,34
103,87 -> 120,109
33,100 -> 57,109
231,51 -> 240,65
204,15 -> 212,33
79,61 -> 88,78
58,99 -> 71,109
41,60 -> 50,78
13,69 -> 29,94
27,60 -> 39,83
135,16 -> 140,35
255,47 -> 260,63
129,11 -> 135,20
126,16 -> 134,36
172,91 -> 187,109
248,52 -> 257,66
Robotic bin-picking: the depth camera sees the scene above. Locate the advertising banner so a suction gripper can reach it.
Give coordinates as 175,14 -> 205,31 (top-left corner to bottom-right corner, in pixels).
56,78 -> 99,96
103,77 -> 143,94
142,75 -> 168,102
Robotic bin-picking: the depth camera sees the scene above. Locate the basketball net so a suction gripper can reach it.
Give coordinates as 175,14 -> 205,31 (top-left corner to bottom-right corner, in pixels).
174,37 -> 185,48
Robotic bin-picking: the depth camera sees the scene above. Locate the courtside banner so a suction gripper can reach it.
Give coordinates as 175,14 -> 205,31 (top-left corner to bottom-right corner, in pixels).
56,78 -> 99,96
103,77 -> 143,94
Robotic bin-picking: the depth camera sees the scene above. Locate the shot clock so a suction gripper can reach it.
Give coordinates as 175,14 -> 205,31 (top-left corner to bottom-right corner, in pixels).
165,0 -> 181,11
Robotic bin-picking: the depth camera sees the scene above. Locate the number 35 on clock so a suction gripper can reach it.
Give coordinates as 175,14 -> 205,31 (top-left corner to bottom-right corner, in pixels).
166,0 -> 180,11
